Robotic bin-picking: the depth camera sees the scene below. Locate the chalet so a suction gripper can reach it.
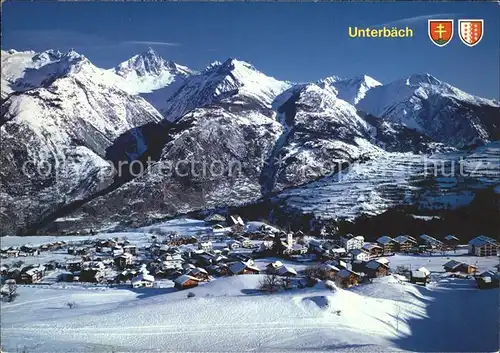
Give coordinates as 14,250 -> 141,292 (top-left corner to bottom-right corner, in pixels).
68,247 -> 75,255
362,243 -> 383,258
20,245 -> 39,256
285,243 -> 308,255
468,236 -> 498,257
131,273 -> 155,288
114,253 -> 133,269
277,265 -> 297,277
419,234 -> 443,249
6,249 -> 19,258
376,236 -> 396,254
228,262 -> 260,275
20,266 -> 45,284
393,235 -> 417,253
340,234 -> 364,251
417,267 -> 431,278
336,269 -> 361,288
163,253 -> 183,270
265,261 -> 284,274
410,270 -> 429,285
174,274 -> 200,290
318,264 -> 340,279
327,247 -> 347,259
443,260 -> 462,272
185,267 -> 210,281
350,248 -> 369,262
443,260 -> 477,274
207,264 -> 230,277
364,260 -> 390,278
0,266 -> 8,276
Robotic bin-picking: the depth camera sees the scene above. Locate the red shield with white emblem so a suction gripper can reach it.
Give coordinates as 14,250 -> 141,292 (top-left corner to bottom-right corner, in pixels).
428,20 -> 454,47
459,19 -> 484,47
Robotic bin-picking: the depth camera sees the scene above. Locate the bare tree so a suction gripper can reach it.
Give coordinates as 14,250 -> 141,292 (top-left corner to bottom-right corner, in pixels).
2,279 -> 18,302
259,274 -> 284,293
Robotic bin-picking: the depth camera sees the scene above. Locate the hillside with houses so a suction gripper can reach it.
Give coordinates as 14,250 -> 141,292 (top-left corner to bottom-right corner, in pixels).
1,215 -> 499,352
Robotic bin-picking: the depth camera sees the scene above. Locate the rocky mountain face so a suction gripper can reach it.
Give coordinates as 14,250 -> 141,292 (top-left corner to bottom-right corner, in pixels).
1,49 -> 163,235
1,48 -> 499,235
159,58 -> 291,121
357,74 -> 500,147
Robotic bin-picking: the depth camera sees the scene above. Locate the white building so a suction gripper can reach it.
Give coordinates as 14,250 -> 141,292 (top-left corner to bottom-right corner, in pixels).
131,273 -> 155,288
340,234 -> 364,251
350,248 -> 370,262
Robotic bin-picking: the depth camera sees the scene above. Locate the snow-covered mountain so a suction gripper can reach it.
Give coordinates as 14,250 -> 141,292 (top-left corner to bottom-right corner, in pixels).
111,47 -> 195,94
357,74 -> 500,147
1,48 -> 499,235
318,75 -> 382,105
160,58 -> 291,121
1,49 -> 163,235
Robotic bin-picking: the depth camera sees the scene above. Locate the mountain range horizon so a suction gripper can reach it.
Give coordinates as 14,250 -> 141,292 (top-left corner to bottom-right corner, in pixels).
4,47 -> 498,102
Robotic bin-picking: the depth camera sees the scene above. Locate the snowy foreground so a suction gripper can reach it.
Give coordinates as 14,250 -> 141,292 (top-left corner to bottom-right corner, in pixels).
1,219 -> 499,352
2,274 -> 499,352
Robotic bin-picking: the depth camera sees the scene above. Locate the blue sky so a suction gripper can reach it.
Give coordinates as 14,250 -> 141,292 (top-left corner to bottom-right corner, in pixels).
3,1 -> 499,99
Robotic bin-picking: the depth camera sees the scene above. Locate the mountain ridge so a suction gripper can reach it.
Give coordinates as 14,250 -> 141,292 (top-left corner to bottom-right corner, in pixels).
1,47 -> 499,235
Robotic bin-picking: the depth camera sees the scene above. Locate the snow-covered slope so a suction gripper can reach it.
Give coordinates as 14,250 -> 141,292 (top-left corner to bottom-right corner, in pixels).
161,58 -> 291,121
357,74 -> 500,147
318,75 -> 382,105
276,141 -> 500,220
1,49 -> 164,235
2,274 -> 498,352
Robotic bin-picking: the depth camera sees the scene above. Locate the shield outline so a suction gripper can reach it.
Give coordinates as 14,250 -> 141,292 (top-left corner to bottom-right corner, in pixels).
428,19 -> 454,47
458,19 -> 484,47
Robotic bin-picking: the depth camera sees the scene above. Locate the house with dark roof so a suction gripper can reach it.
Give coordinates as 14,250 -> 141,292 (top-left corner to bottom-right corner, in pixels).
228,262 -> 260,275
376,236 -> 396,254
468,236 -> 498,257
393,235 -> 417,253
336,269 -> 361,288
174,275 -> 200,290
443,260 -> 477,274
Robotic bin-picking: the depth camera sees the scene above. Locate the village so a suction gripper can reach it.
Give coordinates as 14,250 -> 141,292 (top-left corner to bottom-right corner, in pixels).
1,215 -> 499,297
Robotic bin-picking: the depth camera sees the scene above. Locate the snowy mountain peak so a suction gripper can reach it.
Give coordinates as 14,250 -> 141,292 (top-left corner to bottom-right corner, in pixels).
114,48 -> 167,77
161,58 -> 290,121
406,73 -> 441,86
318,74 -> 382,105
110,49 -> 194,94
